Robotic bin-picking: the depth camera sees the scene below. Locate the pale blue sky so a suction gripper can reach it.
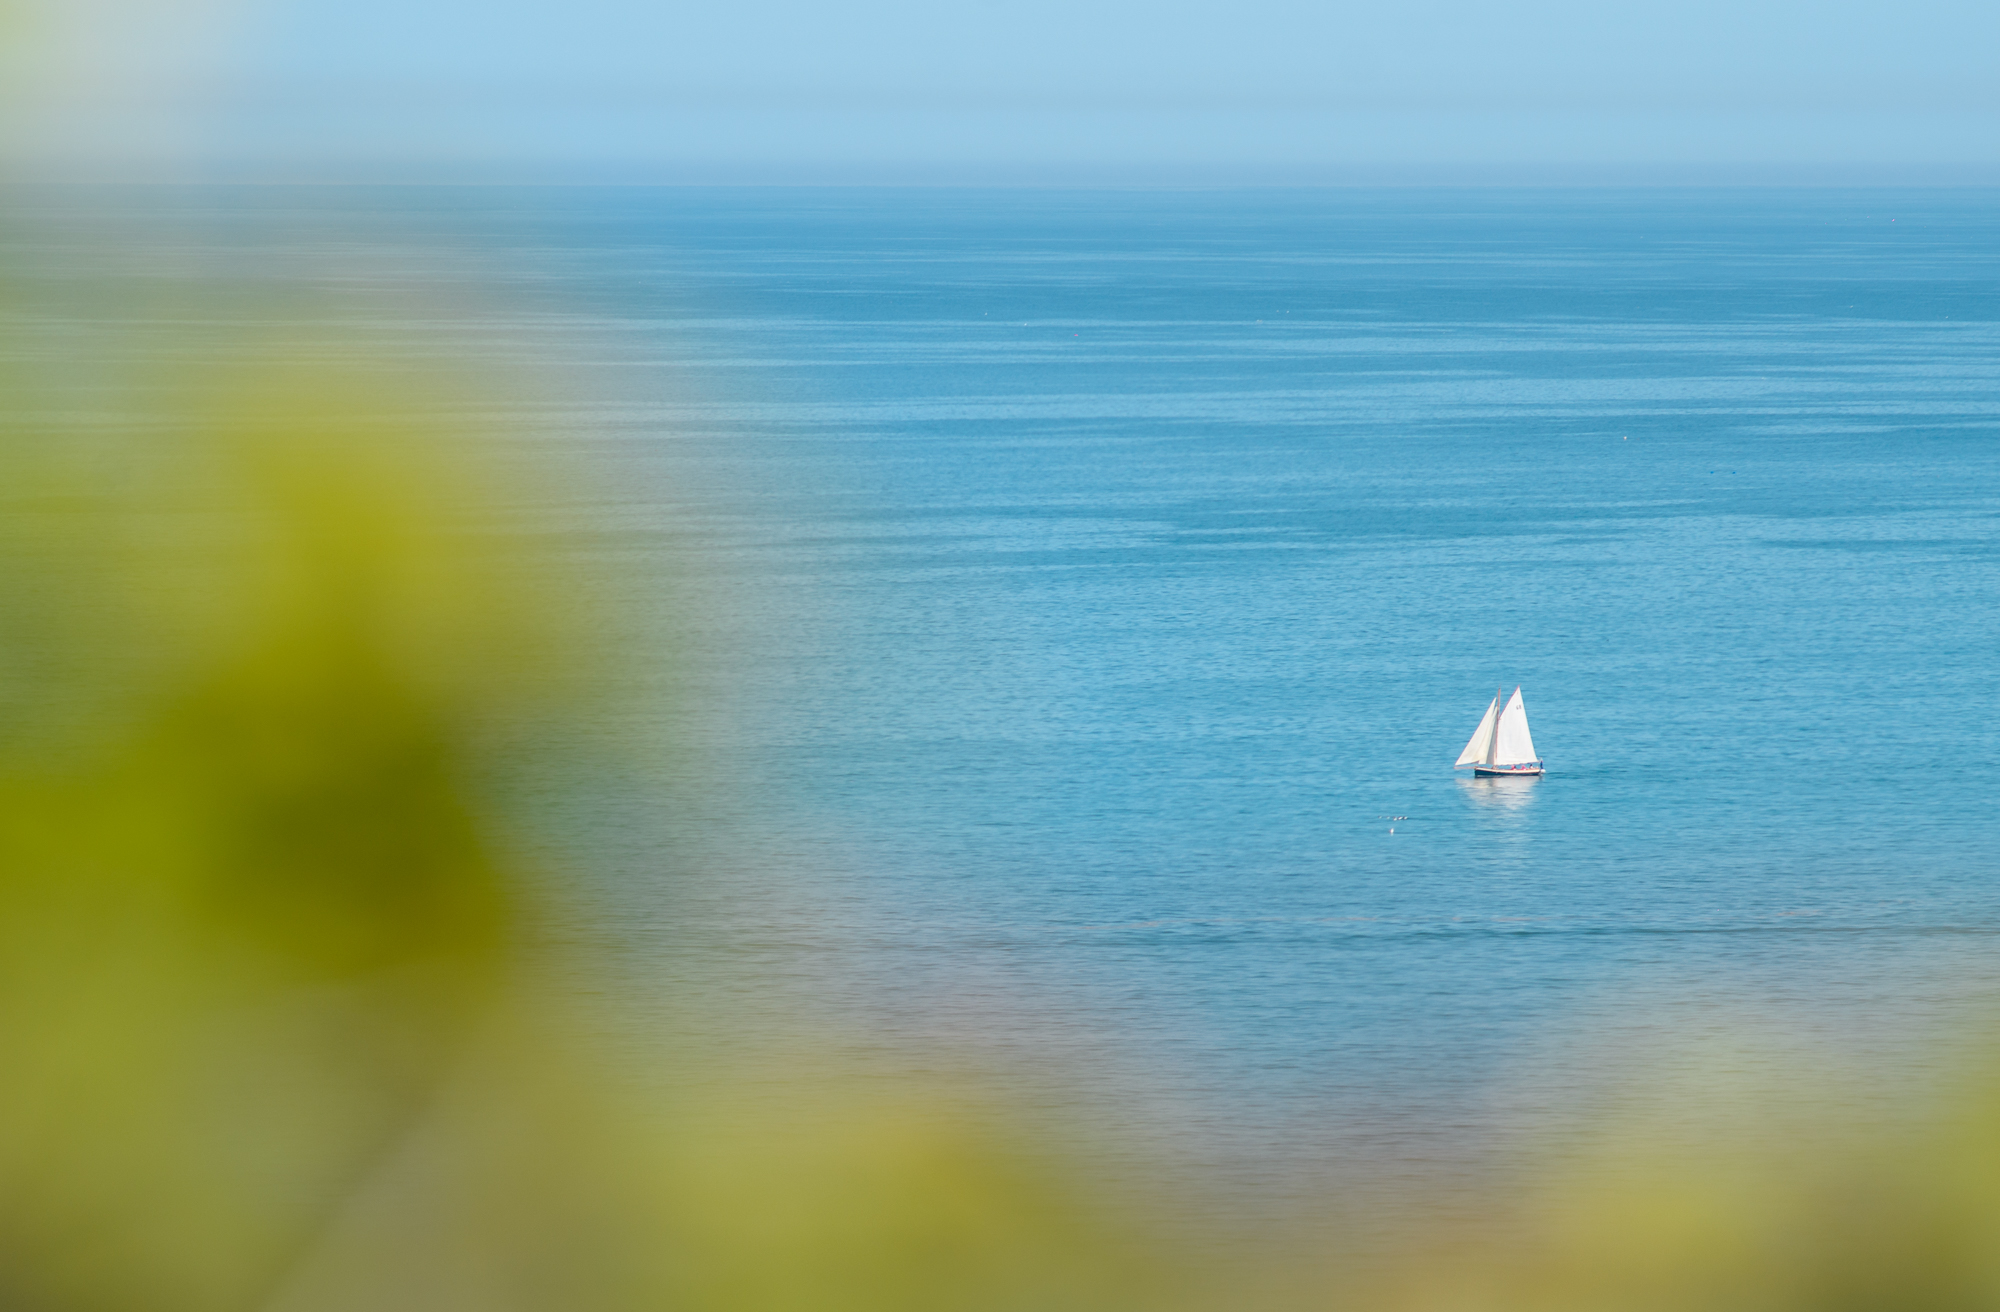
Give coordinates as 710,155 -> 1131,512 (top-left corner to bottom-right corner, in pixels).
15,0 -> 2000,181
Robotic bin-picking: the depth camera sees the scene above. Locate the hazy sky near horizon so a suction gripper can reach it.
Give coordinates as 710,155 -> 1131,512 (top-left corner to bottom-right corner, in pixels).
8,0 -> 2000,181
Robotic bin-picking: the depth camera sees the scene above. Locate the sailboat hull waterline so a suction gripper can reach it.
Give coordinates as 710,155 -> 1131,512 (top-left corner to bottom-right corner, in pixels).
1455,686 -> 1544,776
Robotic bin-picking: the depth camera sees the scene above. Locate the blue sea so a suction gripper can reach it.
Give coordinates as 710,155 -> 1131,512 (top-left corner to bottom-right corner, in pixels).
28,185 -> 2000,1217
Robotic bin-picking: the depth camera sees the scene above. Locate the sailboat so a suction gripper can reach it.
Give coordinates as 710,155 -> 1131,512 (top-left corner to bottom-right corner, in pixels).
1455,686 -> 1544,776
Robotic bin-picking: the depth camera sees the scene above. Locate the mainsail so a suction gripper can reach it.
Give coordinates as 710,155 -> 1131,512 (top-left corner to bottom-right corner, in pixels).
1455,696 -> 1500,767
1493,687 -> 1538,765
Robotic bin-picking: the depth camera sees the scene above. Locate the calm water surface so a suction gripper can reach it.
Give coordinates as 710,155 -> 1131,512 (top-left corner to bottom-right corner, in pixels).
546,188 -> 2000,1206
24,186 -> 2000,1213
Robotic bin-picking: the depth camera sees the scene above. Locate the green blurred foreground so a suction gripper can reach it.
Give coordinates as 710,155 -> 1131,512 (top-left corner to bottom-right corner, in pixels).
0,293 -> 1159,1311
8,285 -> 2000,1312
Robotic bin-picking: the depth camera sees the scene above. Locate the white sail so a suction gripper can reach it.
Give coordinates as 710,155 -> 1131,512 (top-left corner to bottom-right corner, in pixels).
1455,696 -> 1499,766
1493,687 -> 1538,765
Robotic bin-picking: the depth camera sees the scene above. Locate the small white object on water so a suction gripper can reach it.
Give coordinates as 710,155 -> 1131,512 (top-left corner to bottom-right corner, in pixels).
1454,686 -> 1544,776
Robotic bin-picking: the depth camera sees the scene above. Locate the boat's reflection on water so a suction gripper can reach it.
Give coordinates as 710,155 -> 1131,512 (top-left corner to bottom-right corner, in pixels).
1457,774 -> 1540,810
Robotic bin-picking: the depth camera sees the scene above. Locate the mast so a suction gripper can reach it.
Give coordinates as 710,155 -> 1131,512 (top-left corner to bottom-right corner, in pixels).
1484,684 -> 1502,766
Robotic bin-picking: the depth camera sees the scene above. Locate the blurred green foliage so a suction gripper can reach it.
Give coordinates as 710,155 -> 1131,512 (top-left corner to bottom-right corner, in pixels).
0,352 -> 533,1309
0,273 -> 1173,1310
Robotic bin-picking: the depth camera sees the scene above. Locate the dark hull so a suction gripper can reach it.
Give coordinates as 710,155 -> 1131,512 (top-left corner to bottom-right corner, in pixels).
1472,763 -> 1544,776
